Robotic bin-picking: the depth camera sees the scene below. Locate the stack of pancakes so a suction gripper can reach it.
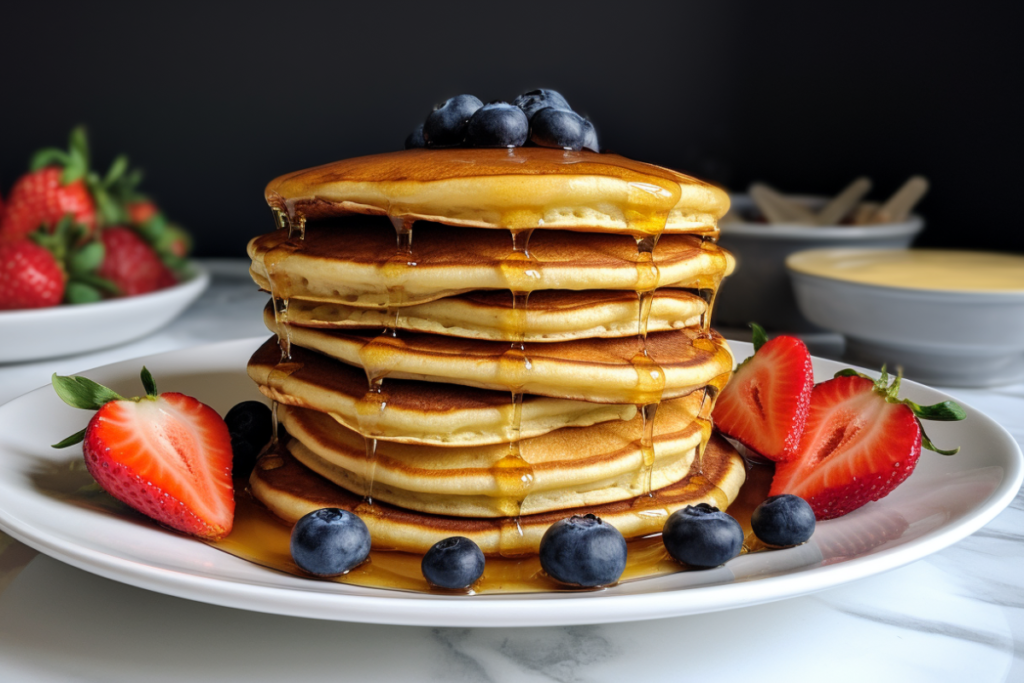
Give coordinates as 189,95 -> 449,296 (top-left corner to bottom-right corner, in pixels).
246,147 -> 745,556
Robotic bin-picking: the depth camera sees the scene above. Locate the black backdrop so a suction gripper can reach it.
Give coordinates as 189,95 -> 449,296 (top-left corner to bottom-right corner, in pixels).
1,1 -> 1020,256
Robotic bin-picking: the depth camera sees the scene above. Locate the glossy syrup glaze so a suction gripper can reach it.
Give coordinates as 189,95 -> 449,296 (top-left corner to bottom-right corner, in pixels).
258,150 -> 732,560
204,453 -> 773,595
263,148 -> 729,236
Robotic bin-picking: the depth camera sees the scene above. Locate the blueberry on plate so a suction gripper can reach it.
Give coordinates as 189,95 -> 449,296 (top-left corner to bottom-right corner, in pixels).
290,508 -> 371,577
423,94 -> 483,147
224,400 -> 273,476
513,88 -> 572,121
422,536 -> 486,589
465,102 -> 529,148
405,123 -> 426,149
530,108 -> 599,152
662,503 -> 744,568
539,514 -> 627,587
750,494 -> 816,547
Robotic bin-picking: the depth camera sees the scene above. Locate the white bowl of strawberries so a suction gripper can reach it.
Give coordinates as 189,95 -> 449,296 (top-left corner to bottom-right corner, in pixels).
0,127 -> 207,362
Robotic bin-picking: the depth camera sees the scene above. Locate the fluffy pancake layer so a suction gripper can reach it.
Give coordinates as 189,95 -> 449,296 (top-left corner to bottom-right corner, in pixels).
247,222 -> 734,306
277,391 -> 707,517
264,148 -> 730,236
281,288 -> 706,342
265,306 -> 734,403
250,434 -> 744,555
248,339 -> 636,446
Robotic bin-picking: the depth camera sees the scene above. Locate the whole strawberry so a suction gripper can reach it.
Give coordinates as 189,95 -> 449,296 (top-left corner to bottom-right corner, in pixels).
1,168 -> 96,243
0,128 -> 96,242
0,240 -> 65,309
98,226 -> 177,296
770,367 -> 966,520
52,368 -> 235,540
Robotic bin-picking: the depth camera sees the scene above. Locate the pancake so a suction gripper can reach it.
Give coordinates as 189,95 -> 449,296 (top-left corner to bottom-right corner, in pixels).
264,306 -> 734,404
247,222 -> 734,307
248,338 -> 636,446
282,289 -> 706,342
264,148 -> 730,236
250,433 -> 746,555
277,392 -> 707,517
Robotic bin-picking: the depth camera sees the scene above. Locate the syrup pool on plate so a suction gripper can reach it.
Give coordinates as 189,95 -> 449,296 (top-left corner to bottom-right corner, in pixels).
203,451 -> 774,595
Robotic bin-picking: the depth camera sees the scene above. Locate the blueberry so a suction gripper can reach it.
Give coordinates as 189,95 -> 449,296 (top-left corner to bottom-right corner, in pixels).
465,102 -> 529,148
530,108 -> 599,152
423,94 -> 483,147
290,508 -> 371,577
405,123 -> 426,149
513,89 -> 572,121
421,536 -> 486,589
539,514 -> 627,587
751,495 -> 816,547
662,503 -> 743,568
224,401 -> 273,476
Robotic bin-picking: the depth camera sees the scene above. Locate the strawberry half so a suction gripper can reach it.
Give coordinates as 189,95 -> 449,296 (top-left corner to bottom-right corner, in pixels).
52,368 -> 234,540
770,367 -> 966,520
713,323 -> 813,461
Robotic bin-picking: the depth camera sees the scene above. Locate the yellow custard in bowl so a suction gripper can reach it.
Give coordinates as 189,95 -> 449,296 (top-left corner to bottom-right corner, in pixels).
786,249 -> 1024,293
785,248 -> 1024,387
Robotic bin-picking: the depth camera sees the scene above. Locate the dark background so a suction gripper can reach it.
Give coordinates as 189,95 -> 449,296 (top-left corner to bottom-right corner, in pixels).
1,1 -> 1020,256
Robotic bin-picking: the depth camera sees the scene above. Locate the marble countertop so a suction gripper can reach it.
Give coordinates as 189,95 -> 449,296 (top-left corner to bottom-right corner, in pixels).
0,260 -> 1021,682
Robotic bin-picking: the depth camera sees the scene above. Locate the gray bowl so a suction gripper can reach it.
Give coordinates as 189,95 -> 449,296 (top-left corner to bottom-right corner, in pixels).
787,249 -> 1024,387
714,195 -> 923,331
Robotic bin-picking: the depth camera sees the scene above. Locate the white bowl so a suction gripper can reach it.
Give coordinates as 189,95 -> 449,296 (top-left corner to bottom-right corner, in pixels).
787,249 -> 1024,387
0,264 -> 210,363
715,195 -> 924,331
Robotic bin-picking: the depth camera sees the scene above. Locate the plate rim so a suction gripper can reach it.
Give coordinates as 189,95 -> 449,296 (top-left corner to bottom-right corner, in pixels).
0,336 -> 1019,627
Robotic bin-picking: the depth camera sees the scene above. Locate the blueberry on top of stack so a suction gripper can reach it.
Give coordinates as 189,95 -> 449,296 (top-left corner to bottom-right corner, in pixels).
406,89 -> 599,152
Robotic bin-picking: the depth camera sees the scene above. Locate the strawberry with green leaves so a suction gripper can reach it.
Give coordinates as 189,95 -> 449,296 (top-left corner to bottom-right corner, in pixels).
52,368 -> 235,541
0,217 -> 116,310
713,323 -> 814,461
770,367 -> 966,520
0,126 -> 97,241
98,226 -> 178,296
0,239 -> 65,309
0,126 -> 146,243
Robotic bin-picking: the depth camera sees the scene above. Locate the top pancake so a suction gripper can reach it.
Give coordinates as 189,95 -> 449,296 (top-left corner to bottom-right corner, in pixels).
264,148 -> 730,236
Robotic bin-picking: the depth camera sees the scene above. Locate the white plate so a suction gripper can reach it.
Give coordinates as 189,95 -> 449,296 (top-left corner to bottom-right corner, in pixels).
0,337 -> 1018,627
0,264 -> 210,363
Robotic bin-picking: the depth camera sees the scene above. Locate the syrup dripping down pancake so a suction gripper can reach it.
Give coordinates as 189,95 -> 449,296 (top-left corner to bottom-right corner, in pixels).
264,306 -> 734,404
276,393 -> 706,518
264,148 -> 730,236
248,339 -> 636,446
247,222 -> 734,307
250,433 -> 745,556
282,288 -> 706,342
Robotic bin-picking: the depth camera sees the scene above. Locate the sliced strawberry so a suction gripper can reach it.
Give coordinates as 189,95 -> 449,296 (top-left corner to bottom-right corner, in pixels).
770,368 -> 965,520
53,369 -> 234,540
713,324 -> 813,461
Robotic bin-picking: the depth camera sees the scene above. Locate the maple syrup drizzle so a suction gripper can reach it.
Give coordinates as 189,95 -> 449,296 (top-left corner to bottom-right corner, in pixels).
493,228 -> 540,555
264,207 -> 311,443
628,207 -> 668,497
351,215 -> 420,505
